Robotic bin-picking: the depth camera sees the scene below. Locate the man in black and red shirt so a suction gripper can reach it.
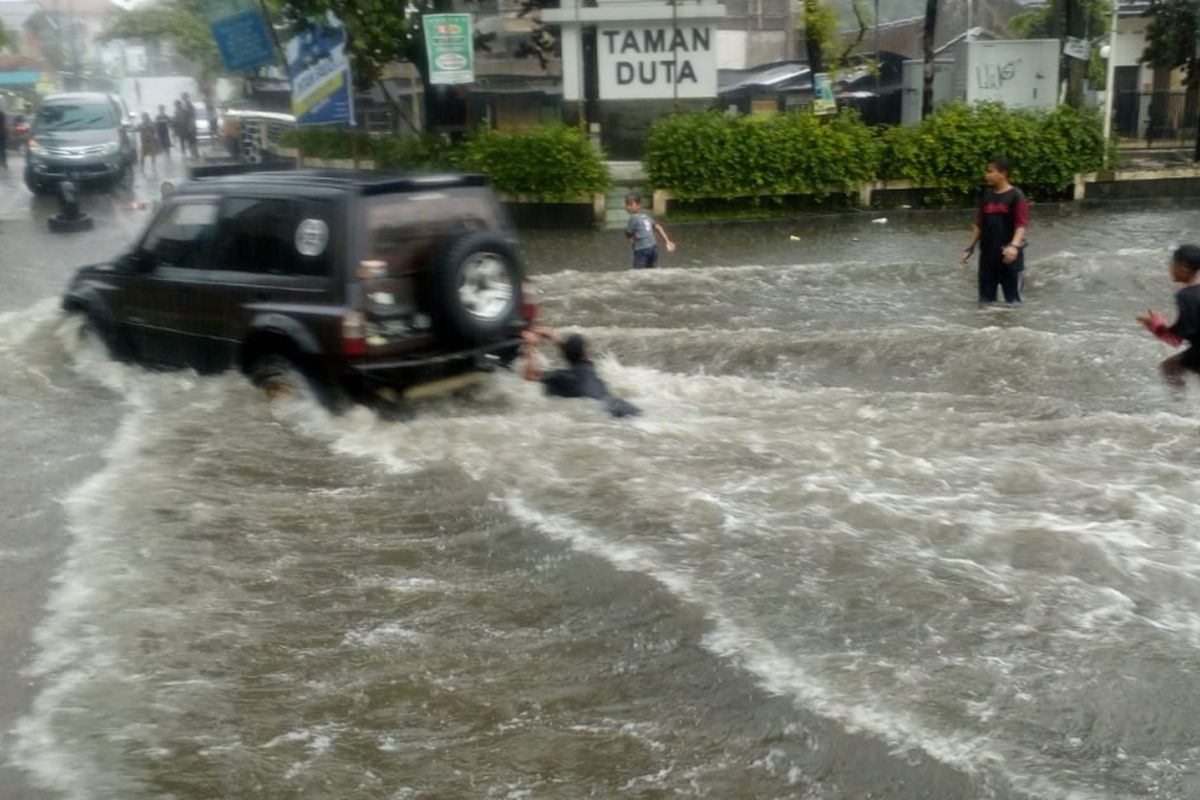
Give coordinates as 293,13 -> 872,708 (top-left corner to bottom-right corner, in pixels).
960,156 -> 1029,304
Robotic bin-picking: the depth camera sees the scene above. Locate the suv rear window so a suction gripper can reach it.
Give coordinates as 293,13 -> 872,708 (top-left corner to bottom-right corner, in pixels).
212,197 -> 333,277
365,188 -> 506,270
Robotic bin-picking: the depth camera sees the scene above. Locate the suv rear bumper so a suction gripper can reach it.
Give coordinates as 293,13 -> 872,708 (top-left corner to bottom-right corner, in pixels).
347,337 -> 522,391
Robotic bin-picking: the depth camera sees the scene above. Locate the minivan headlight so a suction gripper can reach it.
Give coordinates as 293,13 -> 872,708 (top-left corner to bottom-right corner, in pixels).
104,141 -> 120,155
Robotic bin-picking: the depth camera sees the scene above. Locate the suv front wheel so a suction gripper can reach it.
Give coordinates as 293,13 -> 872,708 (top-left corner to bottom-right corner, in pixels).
430,233 -> 522,347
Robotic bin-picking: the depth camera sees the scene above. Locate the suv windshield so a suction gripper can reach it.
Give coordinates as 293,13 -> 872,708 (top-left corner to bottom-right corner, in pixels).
35,103 -> 115,132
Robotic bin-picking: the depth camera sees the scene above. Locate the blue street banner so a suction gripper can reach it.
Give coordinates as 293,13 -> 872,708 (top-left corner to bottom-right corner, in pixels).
285,13 -> 355,126
812,72 -> 837,116
200,0 -> 275,73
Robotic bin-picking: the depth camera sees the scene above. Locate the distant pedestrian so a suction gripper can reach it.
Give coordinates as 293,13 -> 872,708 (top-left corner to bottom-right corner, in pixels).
0,107 -> 7,169
155,105 -> 172,157
204,95 -> 219,150
134,79 -> 142,106
138,112 -> 157,173
624,191 -> 675,269
960,156 -> 1029,305
1137,244 -> 1200,391
181,92 -> 198,158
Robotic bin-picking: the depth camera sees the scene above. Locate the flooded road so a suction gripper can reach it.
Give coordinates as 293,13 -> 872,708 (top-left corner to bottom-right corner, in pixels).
3,162 -> 1200,798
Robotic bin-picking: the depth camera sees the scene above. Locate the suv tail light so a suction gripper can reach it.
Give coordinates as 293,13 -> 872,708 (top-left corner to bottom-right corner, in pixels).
342,310 -> 366,357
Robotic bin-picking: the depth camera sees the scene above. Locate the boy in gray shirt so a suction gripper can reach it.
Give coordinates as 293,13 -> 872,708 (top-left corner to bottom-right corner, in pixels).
624,192 -> 676,269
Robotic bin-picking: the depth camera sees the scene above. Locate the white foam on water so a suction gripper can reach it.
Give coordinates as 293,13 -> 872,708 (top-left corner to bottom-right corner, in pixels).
501,492 -> 1126,800
341,623 -> 423,648
8,401 -> 155,798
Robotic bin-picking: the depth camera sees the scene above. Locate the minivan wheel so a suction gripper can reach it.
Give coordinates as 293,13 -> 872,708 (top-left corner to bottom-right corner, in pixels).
249,355 -> 347,413
430,233 -> 522,347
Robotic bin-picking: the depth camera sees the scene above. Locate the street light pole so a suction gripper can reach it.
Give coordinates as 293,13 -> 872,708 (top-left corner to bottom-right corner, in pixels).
1101,1 -> 1118,166
874,0 -> 880,97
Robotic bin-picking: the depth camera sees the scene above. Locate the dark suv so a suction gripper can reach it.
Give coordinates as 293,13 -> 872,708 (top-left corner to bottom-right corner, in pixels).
62,170 -> 528,410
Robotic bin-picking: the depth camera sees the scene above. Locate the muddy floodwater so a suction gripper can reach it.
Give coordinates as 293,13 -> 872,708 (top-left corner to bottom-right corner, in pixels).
3,177 -> 1200,799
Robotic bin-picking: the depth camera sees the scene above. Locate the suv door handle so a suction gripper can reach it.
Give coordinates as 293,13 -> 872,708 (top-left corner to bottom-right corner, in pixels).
254,292 -> 271,301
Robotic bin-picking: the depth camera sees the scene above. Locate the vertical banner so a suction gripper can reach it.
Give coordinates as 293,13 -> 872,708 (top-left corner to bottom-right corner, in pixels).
286,12 -> 355,126
423,13 -> 475,85
812,72 -> 837,115
200,0 -> 276,73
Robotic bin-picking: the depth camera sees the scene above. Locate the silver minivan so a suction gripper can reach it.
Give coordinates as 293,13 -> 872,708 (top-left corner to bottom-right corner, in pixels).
24,92 -> 137,194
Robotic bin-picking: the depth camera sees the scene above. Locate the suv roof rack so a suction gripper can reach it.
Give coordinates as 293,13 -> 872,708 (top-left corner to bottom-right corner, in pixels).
188,159 -> 299,180
190,168 -> 489,195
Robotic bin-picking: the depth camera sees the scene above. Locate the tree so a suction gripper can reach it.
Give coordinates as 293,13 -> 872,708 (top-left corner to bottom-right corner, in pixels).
1010,0 -> 1112,107
803,0 -> 834,74
1141,0 -> 1200,84
103,0 -> 224,87
283,0 -> 552,132
0,20 -> 13,53
922,0 -> 938,118
801,0 -> 872,77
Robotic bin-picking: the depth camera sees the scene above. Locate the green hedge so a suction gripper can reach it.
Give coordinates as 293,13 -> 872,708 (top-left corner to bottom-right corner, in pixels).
645,104 -> 1108,202
278,125 -> 609,198
461,125 -> 611,199
644,110 -> 880,199
278,126 -> 374,160
879,102 -> 1107,199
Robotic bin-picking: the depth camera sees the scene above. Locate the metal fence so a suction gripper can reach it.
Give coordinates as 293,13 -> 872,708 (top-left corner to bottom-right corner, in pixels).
1113,90 -> 1198,150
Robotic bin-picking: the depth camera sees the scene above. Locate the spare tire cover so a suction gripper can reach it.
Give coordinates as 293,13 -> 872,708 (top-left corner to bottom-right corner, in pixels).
428,232 -> 523,347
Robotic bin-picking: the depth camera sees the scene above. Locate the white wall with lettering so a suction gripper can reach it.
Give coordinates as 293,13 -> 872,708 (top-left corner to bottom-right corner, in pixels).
597,24 -> 718,100
959,40 -> 1059,111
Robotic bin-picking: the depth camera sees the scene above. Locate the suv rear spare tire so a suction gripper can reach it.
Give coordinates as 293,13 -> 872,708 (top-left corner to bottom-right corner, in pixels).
429,233 -> 521,347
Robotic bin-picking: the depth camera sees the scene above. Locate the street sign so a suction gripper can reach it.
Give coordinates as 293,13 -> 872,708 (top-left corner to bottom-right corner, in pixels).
285,13 -> 355,126
1063,37 -> 1089,61
813,73 -> 837,115
423,14 -> 475,85
201,0 -> 275,73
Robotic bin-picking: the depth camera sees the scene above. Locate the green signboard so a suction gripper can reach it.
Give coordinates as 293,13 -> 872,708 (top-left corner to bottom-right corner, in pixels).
423,13 -> 474,85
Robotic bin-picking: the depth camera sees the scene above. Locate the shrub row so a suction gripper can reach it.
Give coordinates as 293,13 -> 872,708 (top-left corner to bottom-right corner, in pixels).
281,104 -> 1106,204
878,102 -> 1108,199
644,103 -> 1108,201
644,110 -> 879,198
279,125 -> 610,199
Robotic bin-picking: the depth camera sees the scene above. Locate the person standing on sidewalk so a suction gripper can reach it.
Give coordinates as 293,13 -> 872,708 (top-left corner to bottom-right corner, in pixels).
0,107 -> 7,169
155,105 -> 172,159
960,156 -> 1029,304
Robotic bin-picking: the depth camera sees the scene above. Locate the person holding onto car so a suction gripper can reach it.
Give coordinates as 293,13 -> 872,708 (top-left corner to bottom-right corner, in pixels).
521,326 -> 641,418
